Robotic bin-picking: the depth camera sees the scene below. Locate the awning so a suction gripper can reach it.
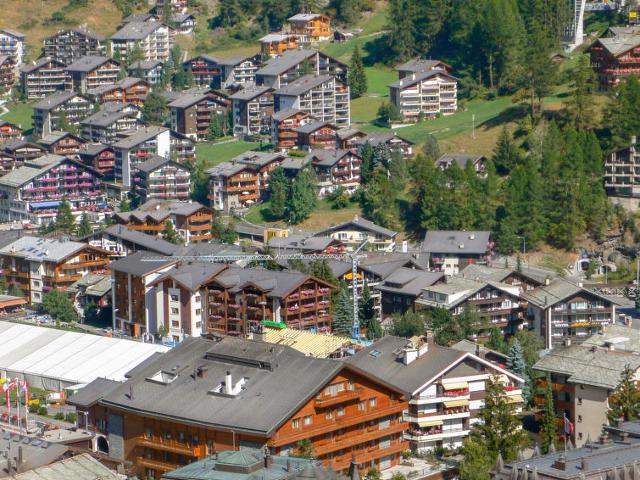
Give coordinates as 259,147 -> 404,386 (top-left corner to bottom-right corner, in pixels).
443,399 -> 469,408
443,382 -> 468,390
418,419 -> 443,428
506,394 -> 524,404
30,201 -> 62,208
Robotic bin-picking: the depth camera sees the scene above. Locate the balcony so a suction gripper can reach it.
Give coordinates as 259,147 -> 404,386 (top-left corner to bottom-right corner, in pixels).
330,440 -> 408,472
137,436 -> 201,457
314,421 -> 406,456
136,456 -> 177,473
315,388 -> 362,408
405,428 -> 470,442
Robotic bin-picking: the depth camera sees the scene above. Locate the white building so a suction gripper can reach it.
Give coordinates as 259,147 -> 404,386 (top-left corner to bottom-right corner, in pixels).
0,28 -> 25,71
112,126 -> 171,187
110,21 -> 174,62
389,70 -> 457,120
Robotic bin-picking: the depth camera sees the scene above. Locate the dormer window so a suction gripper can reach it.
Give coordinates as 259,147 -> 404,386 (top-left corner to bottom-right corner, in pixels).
146,370 -> 178,385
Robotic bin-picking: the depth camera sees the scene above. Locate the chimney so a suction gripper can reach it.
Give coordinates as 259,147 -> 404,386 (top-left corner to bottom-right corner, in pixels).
545,278 -> 550,286
224,371 -> 233,394
129,384 -> 134,400
196,366 -> 208,378
552,454 -> 567,471
581,458 -> 588,472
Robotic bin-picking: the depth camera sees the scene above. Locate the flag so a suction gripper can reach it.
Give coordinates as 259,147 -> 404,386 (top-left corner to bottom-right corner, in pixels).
564,415 -> 574,435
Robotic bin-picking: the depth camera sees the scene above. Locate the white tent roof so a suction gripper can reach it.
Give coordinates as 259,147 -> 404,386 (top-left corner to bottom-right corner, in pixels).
0,322 -> 169,385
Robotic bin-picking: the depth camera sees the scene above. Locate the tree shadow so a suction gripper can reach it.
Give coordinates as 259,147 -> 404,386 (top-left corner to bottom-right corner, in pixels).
480,104 -> 529,129
362,34 -> 394,67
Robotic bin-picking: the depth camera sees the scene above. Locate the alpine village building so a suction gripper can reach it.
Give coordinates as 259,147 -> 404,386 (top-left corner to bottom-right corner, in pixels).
71,335 -> 408,479
43,28 -> 107,65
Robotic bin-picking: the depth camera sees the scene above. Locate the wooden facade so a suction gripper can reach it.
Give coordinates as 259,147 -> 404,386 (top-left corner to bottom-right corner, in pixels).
272,110 -> 310,149
288,14 -> 331,42
0,121 -> 22,143
590,38 -> 640,89
0,55 -> 15,94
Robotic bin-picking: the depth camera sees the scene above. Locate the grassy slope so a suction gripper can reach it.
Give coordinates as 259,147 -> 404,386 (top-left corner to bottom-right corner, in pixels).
1,0 -> 124,61
2,102 -> 34,132
195,140 -> 262,169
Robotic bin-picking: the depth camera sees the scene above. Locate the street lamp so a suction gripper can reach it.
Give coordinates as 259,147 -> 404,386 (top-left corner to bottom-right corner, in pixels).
516,235 -> 526,267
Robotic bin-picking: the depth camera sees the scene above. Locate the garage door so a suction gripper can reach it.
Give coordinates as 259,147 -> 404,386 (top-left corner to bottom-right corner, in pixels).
379,455 -> 392,470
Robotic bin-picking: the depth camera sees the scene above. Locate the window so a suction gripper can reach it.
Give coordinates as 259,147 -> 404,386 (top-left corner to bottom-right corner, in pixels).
578,415 -> 582,423
358,401 -> 365,411
171,294 -> 179,301
578,397 -> 583,405
144,427 -> 152,439
164,431 -> 172,440
171,307 -> 179,314
292,419 -> 300,429
177,432 -> 185,442
196,309 -> 201,315
369,398 -> 377,408
337,406 -> 345,417
195,296 -> 201,302
578,432 -> 583,440
348,380 -> 355,391
325,410 -> 333,420
303,415 -> 313,426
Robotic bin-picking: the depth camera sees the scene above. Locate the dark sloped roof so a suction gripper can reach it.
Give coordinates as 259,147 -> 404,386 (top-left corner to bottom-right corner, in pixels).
33,91 -> 86,111
395,58 -> 450,73
229,86 -> 272,101
20,57 -> 66,73
346,336 -> 466,395
97,225 -> 178,256
422,230 -> 490,254
256,49 -> 317,76
375,268 -> 443,297
314,216 -> 397,239
389,70 -> 457,89
136,155 -> 174,173
435,153 -> 485,169
68,377 -> 122,408
99,336 -> 346,435
271,108 -> 306,121
65,55 -> 116,73
111,21 -> 168,41
151,262 -> 227,291
295,120 -> 335,134
275,74 -> 332,96
109,250 -> 177,276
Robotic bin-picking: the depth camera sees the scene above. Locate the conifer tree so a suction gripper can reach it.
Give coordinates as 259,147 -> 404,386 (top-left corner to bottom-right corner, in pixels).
77,212 -> 92,237
459,438 -> 492,480
55,199 -> 75,234
492,127 -> 520,175
348,45 -> 367,99
486,327 -> 507,353
506,339 -> 530,402
287,166 -> 317,224
309,260 -> 337,285
332,282 -> 353,337
268,167 -> 289,219
359,142 -> 374,185
162,220 -> 183,244
142,90 -> 169,125
540,374 -> 558,454
604,76 -> 640,151
608,364 -> 640,423
566,54 -> 597,131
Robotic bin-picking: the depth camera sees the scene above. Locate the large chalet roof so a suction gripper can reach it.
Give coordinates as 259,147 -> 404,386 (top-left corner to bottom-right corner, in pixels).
99,335 -> 357,435
38,131 -> 85,147
87,76 -> 145,96
295,119 -> 335,135
0,139 -> 45,154
309,149 -> 354,167
112,21 -> 171,41
375,268 -> 443,297
168,91 -> 212,109
48,27 -> 105,41
151,262 -> 228,292
389,69 -> 457,89
395,58 -> 450,73
0,28 -> 25,39
0,236 -> 98,263
109,250 -> 176,276
231,151 -> 285,169
207,161 -> 249,178
275,74 -> 333,96
288,13 -> 327,22
314,216 -> 398,239
67,377 -> 121,408
521,278 -> 620,309
81,105 -> 138,128
128,59 -> 163,70
136,155 -> 180,174
32,91 -> 86,111
460,262 -> 557,285
271,108 -> 306,122
595,34 -> 640,57
20,57 -> 66,73
229,85 -> 272,101
116,199 -> 209,224
96,225 -> 178,256
256,49 -> 317,76
65,55 -> 116,73
0,154 -> 77,187
113,126 -> 169,149
422,230 -> 491,255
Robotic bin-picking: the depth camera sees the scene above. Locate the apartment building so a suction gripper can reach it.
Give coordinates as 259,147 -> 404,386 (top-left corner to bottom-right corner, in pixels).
256,49 -> 347,89
81,335 -> 407,478
168,91 -> 229,141
376,269 -> 443,317
309,149 -> 361,196
78,143 -> 116,179
111,21 -> 174,62
0,235 -> 111,303
155,0 -> 188,14
271,109 -> 311,149
287,14 -> 332,42
523,278 -> 620,349
113,126 -> 171,187
32,91 -> 93,137
0,55 -> 16,94
87,77 -> 150,107
259,33 -> 300,57
85,224 -> 178,257
274,74 -> 350,127
170,130 -> 196,163
604,135 -> 640,198
184,54 -> 259,89
418,276 -> 525,337
389,70 -> 457,120
184,55 -> 220,87
65,55 -> 120,93
20,57 -> 69,99
38,131 -> 87,155
43,28 -> 107,65
314,216 -> 398,252
208,152 -> 286,212
296,120 -> 339,150
396,59 -> 451,78
114,199 -> 213,243
336,127 -> 367,151
135,156 -> 191,202
230,86 -> 274,137
533,325 -> 640,447
422,230 -> 493,276
348,335 -> 523,453
0,140 -> 46,172
128,60 -> 164,85
0,29 -> 25,69
0,120 -> 23,143
589,31 -> 640,88
0,154 -> 109,226
81,103 -> 144,144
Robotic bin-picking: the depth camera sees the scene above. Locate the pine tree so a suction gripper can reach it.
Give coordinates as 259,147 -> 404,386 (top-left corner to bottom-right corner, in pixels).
608,364 -> 640,423
119,198 -> 131,212
268,167 -> 290,219
190,159 -> 210,204
309,260 -> 337,285
208,112 -> 223,140
287,166 -> 317,224
55,199 -> 75,234
470,376 -> 528,461
486,327 -> 507,353
142,90 -> 169,125
218,0 -> 243,26
506,339 -> 530,402
492,127 -> 520,175
540,374 -> 558,454
523,18 -> 557,120
348,44 -> 367,99
76,212 -> 92,237
566,54 -> 597,131
332,282 -> 353,337
459,438 -> 493,480
126,43 -> 144,67
359,141 -> 374,185
162,220 -> 183,244
604,76 -> 640,152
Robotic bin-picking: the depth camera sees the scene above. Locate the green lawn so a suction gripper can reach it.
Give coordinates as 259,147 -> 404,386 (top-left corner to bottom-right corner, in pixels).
195,140 -> 262,168
359,6 -> 388,35
351,96 -> 385,124
365,66 -> 396,96
360,96 -> 516,144
2,101 -> 34,132
321,32 -> 384,61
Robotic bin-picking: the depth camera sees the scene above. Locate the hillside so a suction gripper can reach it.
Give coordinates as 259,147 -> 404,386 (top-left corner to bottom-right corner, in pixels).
0,0 -> 125,61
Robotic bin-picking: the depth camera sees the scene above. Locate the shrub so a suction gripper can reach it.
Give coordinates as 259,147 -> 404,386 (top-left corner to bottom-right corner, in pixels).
65,412 -> 77,423
37,406 -> 48,416
54,412 -> 65,420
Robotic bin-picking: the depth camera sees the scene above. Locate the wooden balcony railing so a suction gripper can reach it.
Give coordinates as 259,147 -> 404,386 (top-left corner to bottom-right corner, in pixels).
315,388 -> 362,408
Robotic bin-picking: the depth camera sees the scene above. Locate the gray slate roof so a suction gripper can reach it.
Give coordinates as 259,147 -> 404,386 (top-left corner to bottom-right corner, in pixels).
229,86 -> 272,101
128,60 -> 163,70
422,230 -> 491,255
13,453 -> 122,480
99,336 -> 346,435
0,432 -> 68,473
275,74 -> 332,96
0,236 -> 89,263
98,224 -> 179,256
314,216 -> 398,239
271,108 -> 305,121
38,131 -> 83,147
65,55 -> 115,73
346,336 -> 466,395
232,151 -> 285,169
136,155 -> 174,173
596,35 -> 640,57
109,250 -> 176,276
295,120 -> 335,135
113,126 -> 168,149
309,149 -> 351,167
68,377 -> 122,408
0,154 -> 68,187
49,27 -> 105,41
207,161 -> 249,178
522,278 -> 619,309
389,70 -> 457,89
256,49 -> 317,76
395,58 -> 448,73
81,106 -> 138,128
460,262 -> 557,285
33,91 -> 85,111
20,57 -> 66,74
435,153 -> 484,169
111,21 -> 168,41
151,262 -> 227,291
581,324 -> 640,353
267,234 -> 338,254
0,28 -> 25,39
375,268 -> 443,297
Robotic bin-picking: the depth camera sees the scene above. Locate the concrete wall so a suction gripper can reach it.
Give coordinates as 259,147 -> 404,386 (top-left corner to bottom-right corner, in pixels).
573,383 -> 609,447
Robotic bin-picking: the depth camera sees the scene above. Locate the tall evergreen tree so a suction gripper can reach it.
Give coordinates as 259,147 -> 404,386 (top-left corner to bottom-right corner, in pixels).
540,374 -> 558,454
55,199 -> 75,234
309,260 -> 337,285
348,45 -> 367,99
359,142 -> 374,185
566,54 -> 597,131
267,167 -> 289,219
386,0 -> 416,61
506,339 -> 530,402
162,220 -> 183,244
142,90 -> 169,125
486,327 -> 507,353
332,282 -> 353,337
492,127 -> 521,175
287,166 -> 317,224
523,18 -> 557,120
603,76 -> 640,152
608,364 -> 640,423
190,159 -> 210,204
76,212 -> 92,237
